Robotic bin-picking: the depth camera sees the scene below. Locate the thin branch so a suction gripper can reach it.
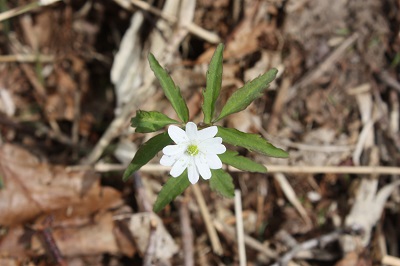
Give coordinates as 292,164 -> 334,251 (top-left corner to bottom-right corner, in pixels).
133,172 -> 158,265
271,229 -> 344,266
380,71 -> 400,94
37,216 -> 67,266
286,32 -> 359,102
128,0 -> 220,44
179,196 -> 194,266
0,114 -> 73,145
192,184 -> 223,256
382,255 -> 400,266
0,0 -> 62,22
0,54 -> 55,63
143,218 -> 158,266
213,220 -> 277,259
274,173 -> 312,226
235,190 -> 246,266
133,172 -> 152,212
67,163 -> 400,176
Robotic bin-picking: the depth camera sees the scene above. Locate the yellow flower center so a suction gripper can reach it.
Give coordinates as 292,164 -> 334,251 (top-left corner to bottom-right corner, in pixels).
187,144 -> 199,156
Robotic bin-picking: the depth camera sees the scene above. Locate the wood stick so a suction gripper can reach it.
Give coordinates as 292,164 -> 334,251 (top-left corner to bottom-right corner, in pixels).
0,0 -> 61,22
129,0 -> 220,43
0,54 -> 55,63
382,255 -> 400,266
235,190 -> 246,266
179,197 -> 194,266
67,163 -> 400,176
213,220 -> 277,259
192,184 -> 223,256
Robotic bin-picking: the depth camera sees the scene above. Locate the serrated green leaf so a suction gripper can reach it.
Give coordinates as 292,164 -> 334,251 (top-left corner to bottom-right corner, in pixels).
209,169 -> 234,198
216,126 -> 288,158
131,110 -> 179,133
123,132 -> 172,181
219,150 -> 267,173
215,68 -> 278,122
202,43 -> 224,124
148,53 -> 189,123
153,170 -> 190,212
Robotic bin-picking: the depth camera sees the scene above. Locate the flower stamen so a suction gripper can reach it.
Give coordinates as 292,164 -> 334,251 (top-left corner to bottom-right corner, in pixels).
186,144 -> 199,156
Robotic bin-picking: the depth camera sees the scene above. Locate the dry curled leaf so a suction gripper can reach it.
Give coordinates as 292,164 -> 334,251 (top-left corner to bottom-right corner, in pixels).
0,144 -> 122,226
129,212 -> 178,260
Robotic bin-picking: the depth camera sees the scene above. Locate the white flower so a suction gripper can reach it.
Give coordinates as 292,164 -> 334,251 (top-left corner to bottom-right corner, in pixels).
38,0 -> 61,6
160,122 -> 226,184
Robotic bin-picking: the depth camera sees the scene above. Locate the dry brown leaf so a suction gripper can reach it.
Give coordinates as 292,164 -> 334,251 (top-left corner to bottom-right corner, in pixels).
0,213 -> 134,259
0,258 -> 19,266
0,144 -> 122,226
129,212 -> 178,260
0,225 -> 32,258
227,107 -> 258,133
31,212 -> 121,257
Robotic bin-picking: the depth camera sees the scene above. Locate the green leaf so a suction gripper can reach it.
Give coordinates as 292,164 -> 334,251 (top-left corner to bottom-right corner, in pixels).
123,132 -> 172,181
216,126 -> 288,158
215,68 -> 278,122
148,53 -> 189,123
219,150 -> 267,173
131,110 -> 179,133
153,170 -> 190,212
209,169 -> 234,198
202,43 -> 224,124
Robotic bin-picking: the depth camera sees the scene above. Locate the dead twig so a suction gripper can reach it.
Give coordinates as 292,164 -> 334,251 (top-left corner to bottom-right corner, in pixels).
133,172 -> 159,265
143,218 -> 158,266
235,189 -> 247,266
179,196 -> 194,266
267,77 -> 291,134
271,230 -> 344,266
37,216 -> 67,266
255,178 -> 267,232
379,71 -> 400,94
133,172 -> 152,213
274,173 -> 312,226
382,255 -> 400,266
0,0 -> 62,22
67,163 -> 400,176
192,184 -> 223,255
213,220 -> 278,259
0,54 -> 55,63
0,114 -> 73,145
258,123 -> 355,153
71,89 -> 81,159
287,32 -> 359,103
128,0 -> 220,44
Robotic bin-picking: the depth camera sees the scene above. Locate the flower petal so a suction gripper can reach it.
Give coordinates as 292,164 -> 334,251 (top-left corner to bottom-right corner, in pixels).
185,122 -> 198,140
160,155 -> 176,166
199,138 -> 226,154
187,158 -> 199,184
168,125 -> 189,144
195,154 -> 211,180
163,144 -> 186,155
197,126 -> 218,141
170,155 -> 189,177
205,153 -> 223,169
